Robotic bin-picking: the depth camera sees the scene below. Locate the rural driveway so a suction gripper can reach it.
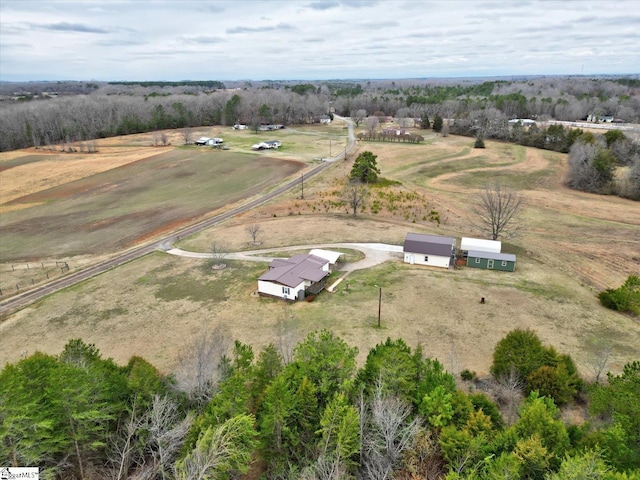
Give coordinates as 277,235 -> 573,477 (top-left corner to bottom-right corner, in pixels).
167,243 -> 404,272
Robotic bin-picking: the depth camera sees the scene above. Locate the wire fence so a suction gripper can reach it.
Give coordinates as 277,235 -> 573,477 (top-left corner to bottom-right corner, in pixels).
0,261 -> 70,297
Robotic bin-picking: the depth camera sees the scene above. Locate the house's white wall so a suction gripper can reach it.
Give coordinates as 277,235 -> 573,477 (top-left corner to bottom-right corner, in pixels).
258,280 -> 304,300
403,252 -> 451,268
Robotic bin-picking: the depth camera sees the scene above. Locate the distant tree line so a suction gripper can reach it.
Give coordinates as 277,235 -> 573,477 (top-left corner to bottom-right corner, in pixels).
2,77 -> 639,152
0,89 -> 330,152
2,329 -> 639,479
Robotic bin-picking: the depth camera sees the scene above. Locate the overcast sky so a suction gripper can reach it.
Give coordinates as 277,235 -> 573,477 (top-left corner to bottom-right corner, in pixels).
1,0 -> 639,82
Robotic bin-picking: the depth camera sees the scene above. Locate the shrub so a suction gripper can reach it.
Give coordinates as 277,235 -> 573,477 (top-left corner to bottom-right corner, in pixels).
460,369 -> 476,381
474,137 -> 485,148
598,275 -> 640,315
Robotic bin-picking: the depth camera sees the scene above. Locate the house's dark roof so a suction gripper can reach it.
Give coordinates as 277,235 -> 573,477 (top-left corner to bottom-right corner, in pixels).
403,233 -> 455,257
467,250 -> 516,262
259,254 -> 329,288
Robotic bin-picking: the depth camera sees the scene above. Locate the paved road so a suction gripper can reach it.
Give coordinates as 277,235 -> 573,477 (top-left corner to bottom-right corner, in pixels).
167,242 -> 404,272
0,117 -> 358,318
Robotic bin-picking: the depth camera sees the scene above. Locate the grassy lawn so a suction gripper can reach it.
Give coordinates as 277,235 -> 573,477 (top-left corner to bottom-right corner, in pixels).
1,126 -> 638,382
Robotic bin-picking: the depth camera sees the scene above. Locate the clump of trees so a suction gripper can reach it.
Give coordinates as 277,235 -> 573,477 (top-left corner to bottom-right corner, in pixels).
598,275 -> 640,315
490,329 -> 582,406
2,330 -> 639,479
566,131 -> 640,198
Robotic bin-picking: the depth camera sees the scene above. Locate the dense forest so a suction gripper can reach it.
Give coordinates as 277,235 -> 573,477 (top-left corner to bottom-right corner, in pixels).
2,330 -> 638,479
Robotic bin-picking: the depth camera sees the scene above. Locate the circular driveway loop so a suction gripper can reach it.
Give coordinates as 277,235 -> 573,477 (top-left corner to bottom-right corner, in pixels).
167,243 -> 404,272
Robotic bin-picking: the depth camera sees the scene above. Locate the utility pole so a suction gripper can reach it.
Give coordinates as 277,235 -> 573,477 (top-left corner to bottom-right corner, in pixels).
376,285 -> 382,328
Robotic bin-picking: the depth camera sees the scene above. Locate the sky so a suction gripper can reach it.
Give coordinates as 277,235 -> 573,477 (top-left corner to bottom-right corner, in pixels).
1,0 -> 639,82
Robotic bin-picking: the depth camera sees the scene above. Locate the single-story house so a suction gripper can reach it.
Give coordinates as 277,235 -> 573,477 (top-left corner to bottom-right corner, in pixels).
508,119 -> 536,126
308,249 -> 343,271
319,115 -> 332,124
466,251 -> 516,272
258,254 -> 330,301
258,124 -> 285,131
252,140 -> 280,150
232,124 -> 248,130
403,233 -> 456,269
195,137 -> 223,146
460,237 -> 501,255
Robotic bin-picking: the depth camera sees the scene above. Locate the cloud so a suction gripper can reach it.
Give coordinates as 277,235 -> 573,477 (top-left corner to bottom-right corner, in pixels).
0,0 -> 637,81
180,35 -> 225,45
95,39 -> 147,47
38,22 -> 110,34
227,23 -> 297,34
307,1 -> 340,10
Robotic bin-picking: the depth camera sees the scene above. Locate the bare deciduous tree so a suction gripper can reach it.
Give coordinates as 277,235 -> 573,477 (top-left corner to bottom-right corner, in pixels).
147,396 -> 193,479
584,345 -> 612,384
343,181 -> 369,217
365,116 -> 379,136
246,224 -> 261,245
276,303 -> 299,364
180,128 -> 193,145
175,326 -> 231,405
160,132 -> 169,146
108,396 -> 146,480
109,395 -> 192,480
360,382 -> 421,480
490,367 -> 524,425
352,109 -> 367,128
210,242 -> 228,268
471,183 -> 523,240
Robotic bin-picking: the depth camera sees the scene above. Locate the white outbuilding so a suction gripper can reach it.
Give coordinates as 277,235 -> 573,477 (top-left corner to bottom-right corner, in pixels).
403,233 -> 456,269
460,237 -> 501,254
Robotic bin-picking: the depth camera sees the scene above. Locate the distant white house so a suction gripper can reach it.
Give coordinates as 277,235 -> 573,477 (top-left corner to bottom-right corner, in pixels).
460,237 -> 501,255
258,254 -> 330,301
319,115 -> 332,124
258,124 -> 285,131
403,233 -> 456,269
195,137 -> 223,146
508,119 -> 536,126
252,140 -> 281,150
232,124 -> 248,130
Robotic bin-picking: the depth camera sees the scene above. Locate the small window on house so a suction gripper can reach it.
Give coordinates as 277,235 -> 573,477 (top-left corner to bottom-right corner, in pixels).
282,287 -> 290,296
475,258 -> 480,263
502,261 -> 508,267
424,256 -> 429,262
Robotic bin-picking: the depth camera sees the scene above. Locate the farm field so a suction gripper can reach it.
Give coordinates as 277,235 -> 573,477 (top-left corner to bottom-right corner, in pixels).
0,138 -> 307,262
0,125 -> 638,381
